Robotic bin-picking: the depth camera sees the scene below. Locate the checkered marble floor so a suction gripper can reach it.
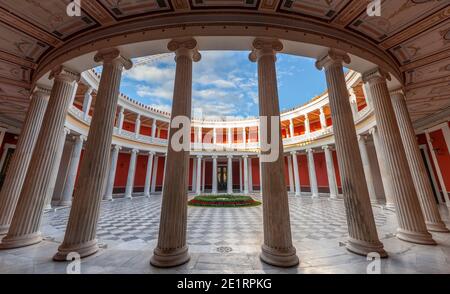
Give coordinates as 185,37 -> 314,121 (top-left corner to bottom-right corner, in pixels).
44,194 -> 390,247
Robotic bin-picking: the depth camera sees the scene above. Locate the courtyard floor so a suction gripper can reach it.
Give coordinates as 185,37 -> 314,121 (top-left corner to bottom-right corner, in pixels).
0,194 -> 450,274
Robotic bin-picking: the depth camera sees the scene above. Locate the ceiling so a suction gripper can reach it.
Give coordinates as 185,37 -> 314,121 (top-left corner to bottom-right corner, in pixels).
0,0 -> 448,128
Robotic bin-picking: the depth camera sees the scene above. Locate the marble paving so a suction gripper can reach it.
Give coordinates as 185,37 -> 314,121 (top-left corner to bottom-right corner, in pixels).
1,195 -> 450,274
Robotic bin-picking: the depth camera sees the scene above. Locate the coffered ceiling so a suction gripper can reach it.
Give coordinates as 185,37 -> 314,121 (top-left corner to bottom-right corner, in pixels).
0,0 -> 448,127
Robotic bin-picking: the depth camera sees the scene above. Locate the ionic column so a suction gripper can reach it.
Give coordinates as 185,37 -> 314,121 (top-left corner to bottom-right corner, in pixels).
227,128 -> 232,147
197,126 -> 202,143
151,119 -> 157,138
391,89 -> 448,232
242,127 -> 247,147
53,48 -> 132,260
196,155 -> 202,195
191,157 -> 196,192
322,145 -> 338,199
243,155 -> 249,194
369,126 -> 395,207
82,87 -> 93,120
307,149 -> 319,198
59,134 -> 85,206
0,86 -> 50,235
0,67 -> 80,249
363,67 -> 434,244
104,145 -> 121,201
124,149 -> 138,199
319,107 -> 327,129
291,151 -> 301,196
358,134 -> 378,204
212,155 -> 218,194
151,38 -> 200,268
151,156 -> 159,193
227,155 -> 233,194
250,38 -> 298,267
117,106 -> 124,133
248,157 -> 253,192
213,128 -> 217,144
289,118 -> 294,138
349,88 -> 359,119
135,114 -> 141,137
143,151 -> 155,198
316,49 -> 386,257
304,114 -> 310,135
287,155 -> 295,194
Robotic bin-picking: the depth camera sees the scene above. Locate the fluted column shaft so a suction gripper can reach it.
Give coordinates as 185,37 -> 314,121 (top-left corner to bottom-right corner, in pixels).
323,146 -> 338,199
250,38 -> 298,267
151,39 -> 200,268
0,67 -> 80,249
243,155 -> 249,194
144,152 -> 155,197
53,49 -> 132,260
124,149 -> 138,199
104,145 -> 121,200
287,155 -> 295,194
227,155 -> 233,194
0,87 -> 50,235
307,149 -> 319,197
291,152 -> 301,196
248,157 -> 253,192
212,156 -> 218,194
358,135 -> 378,203
59,135 -> 85,206
82,88 -> 93,120
191,158 -> 196,192
391,90 -> 448,232
363,68 -> 434,244
316,50 -> 386,257
151,156 -> 159,193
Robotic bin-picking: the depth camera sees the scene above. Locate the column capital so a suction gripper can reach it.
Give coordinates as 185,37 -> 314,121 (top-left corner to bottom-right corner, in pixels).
136,113 -> 141,120
390,88 -> 405,98
118,106 -> 124,113
358,134 -> 369,143
290,151 -> 297,155
322,145 -> 331,151
315,49 -> 350,70
148,151 -> 156,156
49,66 -> 80,83
249,38 -> 283,62
94,48 -> 132,70
196,155 -> 203,159
362,67 -> 391,84
32,85 -> 52,100
131,148 -> 139,154
168,38 -> 201,62
319,107 -> 325,114
242,154 -> 248,158
85,86 -> 93,95
64,128 -> 71,136
73,134 -> 86,142
112,144 -> 122,151
226,155 -> 233,159
211,155 -> 218,159
368,126 -> 378,136
306,148 -> 315,154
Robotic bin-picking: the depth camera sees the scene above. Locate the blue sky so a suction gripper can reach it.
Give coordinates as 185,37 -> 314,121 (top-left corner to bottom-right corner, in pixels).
118,51 -> 327,119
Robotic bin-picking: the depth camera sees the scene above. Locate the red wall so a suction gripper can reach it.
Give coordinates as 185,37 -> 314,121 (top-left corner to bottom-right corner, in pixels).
314,152 -> 329,190
428,129 -> 450,192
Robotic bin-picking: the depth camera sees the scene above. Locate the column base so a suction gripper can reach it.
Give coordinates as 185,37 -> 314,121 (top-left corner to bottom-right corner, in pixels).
385,202 -> 396,210
150,245 -> 190,268
311,193 -> 319,198
425,221 -> 450,233
125,195 -> 132,199
346,238 -> 388,258
0,232 -> 42,249
143,193 -> 150,198
260,244 -> 299,268
396,228 -> 436,245
58,200 -> 72,207
53,239 -> 99,261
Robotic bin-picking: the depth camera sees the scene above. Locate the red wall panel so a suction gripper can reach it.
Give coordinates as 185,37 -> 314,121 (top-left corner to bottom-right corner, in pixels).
313,152 -> 328,188
298,154 -> 310,188
429,129 -> 450,191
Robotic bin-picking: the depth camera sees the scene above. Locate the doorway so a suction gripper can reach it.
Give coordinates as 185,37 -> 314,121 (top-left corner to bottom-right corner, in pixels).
217,166 -> 227,192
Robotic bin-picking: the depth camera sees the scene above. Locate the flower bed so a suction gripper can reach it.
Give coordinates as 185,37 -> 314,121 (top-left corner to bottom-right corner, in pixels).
188,195 -> 261,207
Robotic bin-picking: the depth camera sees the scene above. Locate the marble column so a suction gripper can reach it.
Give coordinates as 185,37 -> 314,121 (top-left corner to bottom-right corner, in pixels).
363,67 -> 434,245
291,152 -> 301,196
197,127 -> 202,144
212,155 -> 218,194
316,49 -> 386,257
0,86 -> 50,235
349,88 -> 359,119
227,128 -> 232,147
151,38 -> 200,268
289,118 -> 294,138
319,107 -> 327,129
369,126 -> 395,207
391,89 -> 448,232
287,155 -> 295,194
117,106 -> 124,133
53,48 -> 132,260
104,145 -> 121,201
151,156 -> 159,193
243,155 -> 249,194
82,87 -> 93,120
0,66 -> 80,249
307,149 -> 319,197
250,38 -> 298,267
196,155 -> 202,195
135,114 -> 141,138
358,134 -> 378,204
242,127 -> 247,148
227,155 -> 233,194
124,149 -> 138,199
213,128 -> 217,145
151,119 -> 157,138
191,157 -> 196,192
59,134 -> 85,206
201,158 -> 205,192
322,145 -> 338,199
248,157 -> 253,192
239,157 -> 243,192
143,151 -> 155,198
